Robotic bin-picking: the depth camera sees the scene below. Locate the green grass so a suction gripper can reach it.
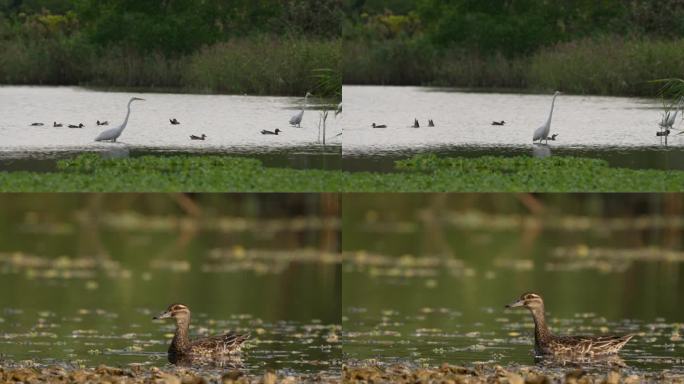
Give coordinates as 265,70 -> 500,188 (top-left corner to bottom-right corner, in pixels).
344,35 -> 684,96
0,154 -> 683,192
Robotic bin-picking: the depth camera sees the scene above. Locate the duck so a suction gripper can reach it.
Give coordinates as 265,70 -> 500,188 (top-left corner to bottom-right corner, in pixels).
190,134 -> 207,140
261,129 -> 281,135
428,119 -> 435,127
53,122 -> 63,127
371,123 -> 387,128
97,120 -> 109,126
547,133 -> 559,141
170,118 -> 181,125
657,130 -> 671,137
30,122 -> 44,126
506,292 -> 634,357
68,123 -> 85,128
153,303 -> 249,364
492,120 -> 506,126
411,119 -> 420,128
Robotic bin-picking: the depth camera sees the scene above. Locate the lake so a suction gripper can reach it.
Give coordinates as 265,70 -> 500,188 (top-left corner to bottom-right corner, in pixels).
342,194 -> 684,375
0,86 -> 341,171
342,86 -> 684,171
0,195 -> 341,377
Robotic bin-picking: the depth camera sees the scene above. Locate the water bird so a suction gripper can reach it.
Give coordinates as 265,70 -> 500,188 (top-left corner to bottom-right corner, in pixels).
53,122 -> 63,127
335,102 -> 342,117
190,134 -> 207,140
506,292 -> 634,356
95,97 -> 145,142
547,133 -> 559,141
30,122 -> 44,126
656,130 -> 671,137
97,120 -> 109,126
68,123 -> 85,128
289,92 -> 312,128
660,99 -> 683,131
153,303 -> 249,364
492,121 -> 506,126
372,123 -> 387,128
170,118 -> 180,125
428,119 -> 435,127
261,129 -> 281,135
533,91 -> 561,144
411,119 -> 420,128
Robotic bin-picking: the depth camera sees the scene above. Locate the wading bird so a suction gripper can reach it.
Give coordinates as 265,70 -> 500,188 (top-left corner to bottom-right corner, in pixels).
153,303 -> 249,364
289,92 -> 312,128
533,91 -> 561,144
95,97 -> 145,142
372,123 -> 387,128
335,102 -> 342,117
506,292 -> 634,356
68,123 -> 85,128
492,120 -> 506,126
170,118 -> 180,125
261,129 -> 281,135
660,100 -> 683,132
190,134 -> 206,140
53,122 -> 62,127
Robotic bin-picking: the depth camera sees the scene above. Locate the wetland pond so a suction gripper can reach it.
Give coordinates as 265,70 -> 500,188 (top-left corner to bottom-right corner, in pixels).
342,196 -> 684,377
0,196 -> 341,379
342,86 -> 684,172
0,86 -> 341,172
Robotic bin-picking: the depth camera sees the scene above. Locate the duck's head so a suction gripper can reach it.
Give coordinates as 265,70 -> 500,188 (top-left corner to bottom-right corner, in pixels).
154,303 -> 190,321
275,129 -> 281,133
131,97 -> 145,102
506,292 -> 544,310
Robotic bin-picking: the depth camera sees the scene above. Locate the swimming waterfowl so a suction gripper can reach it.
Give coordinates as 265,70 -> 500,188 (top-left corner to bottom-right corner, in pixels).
411,119 -> 420,128
492,120 -> 506,126
153,303 -> 249,364
190,134 -> 207,140
428,119 -> 435,127
547,133 -> 559,141
372,123 -> 387,128
30,122 -> 44,126
506,292 -> 634,357
68,123 -> 85,128
53,122 -> 63,127
657,130 -> 671,137
170,118 -> 180,125
97,120 -> 109,126
261,129 -> 281,135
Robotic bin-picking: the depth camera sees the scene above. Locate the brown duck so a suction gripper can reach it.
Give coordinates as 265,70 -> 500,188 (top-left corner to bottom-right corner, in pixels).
154,303 -> 250,363
506,292 -> 634,356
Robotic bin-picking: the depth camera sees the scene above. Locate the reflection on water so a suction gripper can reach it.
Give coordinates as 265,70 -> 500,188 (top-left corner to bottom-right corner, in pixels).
532,144 -> 551,158
342,86 -> 684,172
342,195 -> 684,375
0,195 -> 341,377
0,86 -> 341,167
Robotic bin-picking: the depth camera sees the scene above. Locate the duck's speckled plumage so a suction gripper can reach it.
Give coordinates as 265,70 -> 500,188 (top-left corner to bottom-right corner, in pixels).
154,303 -> 249,364
506,292 -> 634,357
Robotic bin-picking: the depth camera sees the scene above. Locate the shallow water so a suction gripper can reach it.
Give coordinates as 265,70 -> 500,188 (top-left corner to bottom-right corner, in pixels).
0,86 -> 341,164
0,198 -> 341,376
342,86 -> 684,171
342,195 -> 684,374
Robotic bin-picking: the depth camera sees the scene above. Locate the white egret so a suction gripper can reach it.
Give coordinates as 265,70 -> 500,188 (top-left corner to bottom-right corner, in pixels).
533,91 -> 561,143
335,102 -> 342,117
190,134 -> 206,140
371,123 -> 387,128
261,129 -> 281,135
95,97 -> 144,142
289,92 -> 312,128
660,99 -> 683,130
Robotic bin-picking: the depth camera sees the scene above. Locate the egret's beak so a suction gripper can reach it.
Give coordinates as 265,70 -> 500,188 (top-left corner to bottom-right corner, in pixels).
153,310 -> 172,320
505,299 -> 525,309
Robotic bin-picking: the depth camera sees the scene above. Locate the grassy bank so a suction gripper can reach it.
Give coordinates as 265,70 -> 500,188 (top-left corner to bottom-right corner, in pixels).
344,36 -> 683,96
1,154 -> 684,192
0,36 -> 341,97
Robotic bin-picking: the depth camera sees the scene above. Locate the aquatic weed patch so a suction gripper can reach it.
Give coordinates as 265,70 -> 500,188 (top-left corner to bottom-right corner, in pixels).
0,154 -> 343,192
342,154 -> 684,192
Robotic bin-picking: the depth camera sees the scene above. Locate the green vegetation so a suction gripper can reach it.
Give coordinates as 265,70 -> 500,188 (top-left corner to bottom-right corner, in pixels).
344,0 -> 684,96
1,154 -> 683,192
0,0 -> 341,97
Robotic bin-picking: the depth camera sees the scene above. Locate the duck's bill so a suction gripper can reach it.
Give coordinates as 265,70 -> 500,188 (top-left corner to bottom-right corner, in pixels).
153,311 -> 172,319
505,299 -> 524,308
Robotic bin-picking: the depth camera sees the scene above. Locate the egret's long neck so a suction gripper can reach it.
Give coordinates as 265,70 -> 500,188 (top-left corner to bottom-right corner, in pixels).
120,100 -> 134,132
545,95 -> 558,126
